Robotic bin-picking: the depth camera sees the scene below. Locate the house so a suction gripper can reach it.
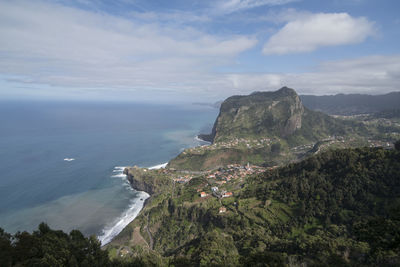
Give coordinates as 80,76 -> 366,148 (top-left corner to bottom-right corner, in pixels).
222,192 -> 233,198
219,207 -> 227,213
211,186 -> 219,192
200,192 -> 208,198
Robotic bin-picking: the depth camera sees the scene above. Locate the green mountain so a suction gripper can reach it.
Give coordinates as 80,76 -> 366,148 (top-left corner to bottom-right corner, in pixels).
200,87 -> 305,143
201,87 -> 366,144
169,87 -> 370,171
300,91 -> 400,115
107,146 -> 400,266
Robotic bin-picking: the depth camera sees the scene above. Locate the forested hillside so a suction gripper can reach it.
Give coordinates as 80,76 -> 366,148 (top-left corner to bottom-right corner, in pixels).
107,145 -> 400,266
0,223 -> 112,266
300,92 -> 400,115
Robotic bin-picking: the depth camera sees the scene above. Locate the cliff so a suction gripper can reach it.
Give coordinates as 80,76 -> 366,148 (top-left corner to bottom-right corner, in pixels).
198,87 -> 363,145
124,166 -> 173,195
200,87 -> 304,143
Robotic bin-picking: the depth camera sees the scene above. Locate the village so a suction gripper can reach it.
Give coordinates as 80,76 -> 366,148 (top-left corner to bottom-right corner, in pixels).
165,162 -> 268,186
181,137 -> 277,155
153,162 -> 272,214
147,131 -> 398,215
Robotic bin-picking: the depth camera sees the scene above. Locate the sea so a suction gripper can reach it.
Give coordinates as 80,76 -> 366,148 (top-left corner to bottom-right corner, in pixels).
0,100 -> 217,245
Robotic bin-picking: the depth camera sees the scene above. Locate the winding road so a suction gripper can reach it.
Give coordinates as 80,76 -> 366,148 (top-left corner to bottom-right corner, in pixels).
145,214 -> 154,250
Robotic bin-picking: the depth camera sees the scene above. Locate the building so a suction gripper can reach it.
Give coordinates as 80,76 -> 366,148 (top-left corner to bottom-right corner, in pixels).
211,186 -> 219,192
219,207 -> 227,213
200,192 -> 208,198
222,192 -> 233,198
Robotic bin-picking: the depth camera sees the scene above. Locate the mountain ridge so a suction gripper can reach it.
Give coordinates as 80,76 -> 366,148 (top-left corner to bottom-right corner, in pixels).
300,91 -> 400,115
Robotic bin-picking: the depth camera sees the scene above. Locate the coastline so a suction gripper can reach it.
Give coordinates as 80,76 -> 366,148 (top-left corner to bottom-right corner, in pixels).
98,190 -> 149,245
100,162 -> 168,246
105,134 -> 210,245
195,134 -> 211,144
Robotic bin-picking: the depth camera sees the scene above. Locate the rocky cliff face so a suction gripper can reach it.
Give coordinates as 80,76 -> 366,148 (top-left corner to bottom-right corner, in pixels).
201,87 -> 305,143
124,166 -> 173,195
124,167 -> 155,194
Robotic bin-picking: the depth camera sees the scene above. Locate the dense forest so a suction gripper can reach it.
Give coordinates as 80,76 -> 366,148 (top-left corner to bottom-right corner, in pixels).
2,144 -> 400,266
0,223 -> 111,266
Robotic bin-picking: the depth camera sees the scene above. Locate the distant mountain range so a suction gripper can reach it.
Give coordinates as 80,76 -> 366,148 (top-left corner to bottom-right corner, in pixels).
300,91 -> 400,115
197,91 -> 400,116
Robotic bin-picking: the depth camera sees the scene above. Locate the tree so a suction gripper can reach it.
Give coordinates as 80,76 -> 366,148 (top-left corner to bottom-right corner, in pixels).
271,143 -> 281,155
1,223 -> 112,266
0,228 -> 13,267
395,140 -> 400,151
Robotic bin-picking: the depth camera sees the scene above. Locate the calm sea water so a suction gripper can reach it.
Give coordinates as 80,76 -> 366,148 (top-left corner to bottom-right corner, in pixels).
0,100 -> 217,244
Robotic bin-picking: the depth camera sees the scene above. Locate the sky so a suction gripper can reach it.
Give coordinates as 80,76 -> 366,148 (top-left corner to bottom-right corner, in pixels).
0,0 -> 399,102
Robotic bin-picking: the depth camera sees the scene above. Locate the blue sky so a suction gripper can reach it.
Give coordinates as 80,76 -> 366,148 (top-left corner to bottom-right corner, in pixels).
0,0 -> 399,102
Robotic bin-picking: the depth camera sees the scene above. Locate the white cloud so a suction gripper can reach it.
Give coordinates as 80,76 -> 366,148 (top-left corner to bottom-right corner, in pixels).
0,0 -> 256,92
128,10 -> 211,24
220,55 -> 400,96
263,12 -> 375,55
0,1 -> 398,102
214,0 -> 299,15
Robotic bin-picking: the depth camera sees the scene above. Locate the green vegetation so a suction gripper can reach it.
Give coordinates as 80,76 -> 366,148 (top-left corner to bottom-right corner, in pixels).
124,166 -> 174,194
3,147 -> 400,266
168,144 -> 295,171
0,223 -> 112,266
108,146 -> 400,266
207,87 -> 305,143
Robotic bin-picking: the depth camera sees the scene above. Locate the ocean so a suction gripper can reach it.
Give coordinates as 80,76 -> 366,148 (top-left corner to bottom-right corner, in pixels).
0,100 -> 217,244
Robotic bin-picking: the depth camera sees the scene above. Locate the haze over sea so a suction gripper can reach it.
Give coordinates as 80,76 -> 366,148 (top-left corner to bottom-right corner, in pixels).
0,100 -> 217,244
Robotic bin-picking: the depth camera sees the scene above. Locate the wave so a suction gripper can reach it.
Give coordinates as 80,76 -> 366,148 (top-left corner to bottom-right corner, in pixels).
148,162 -> 168,170
111,166 -> 127,178
111,174 -> 126,178
114,166 -> 126,170
97,166 -> 150,245
97,191 -> 150,245
195,135 -> 211,144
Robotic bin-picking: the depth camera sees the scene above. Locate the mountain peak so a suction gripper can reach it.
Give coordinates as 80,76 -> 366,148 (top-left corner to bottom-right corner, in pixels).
276,86 -> 297,96
245,87 -> 298,99
200,87 -> 305,143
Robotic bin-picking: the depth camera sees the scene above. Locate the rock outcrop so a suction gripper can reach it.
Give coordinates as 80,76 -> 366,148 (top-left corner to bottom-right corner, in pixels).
200,87 -> 305,143
124,166 -> 172,195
